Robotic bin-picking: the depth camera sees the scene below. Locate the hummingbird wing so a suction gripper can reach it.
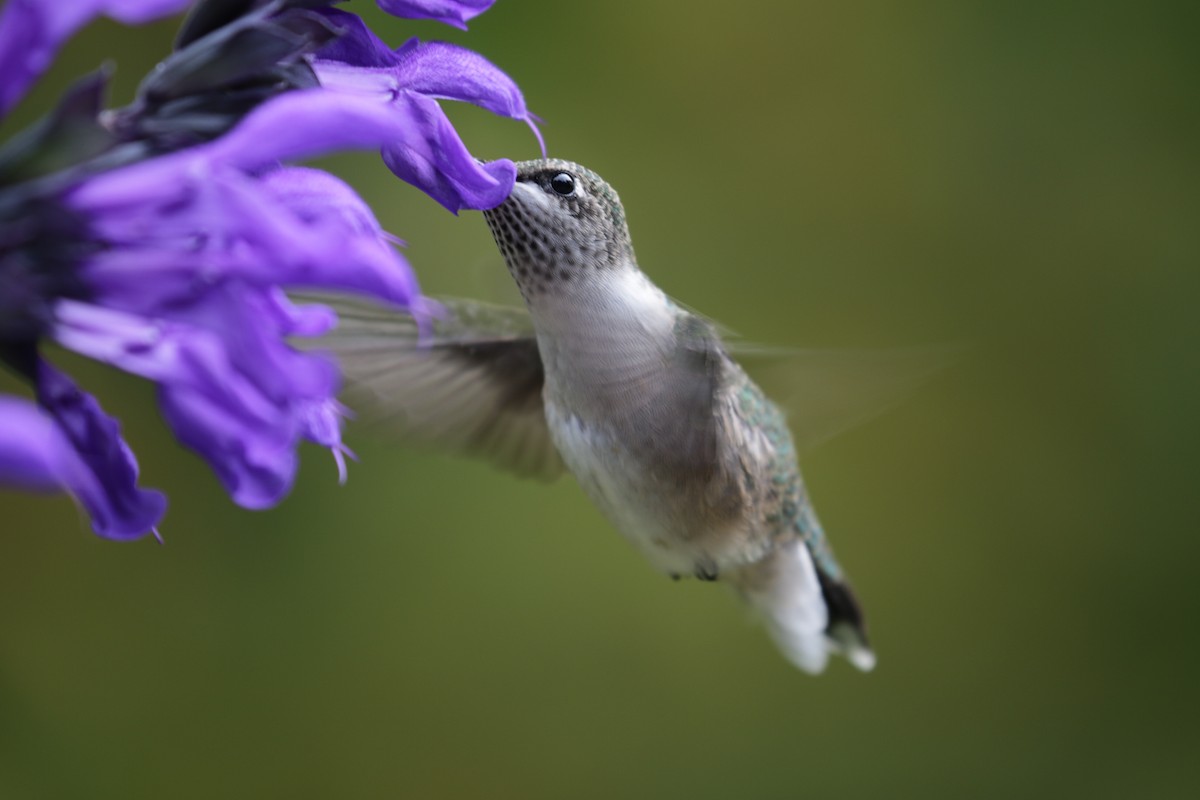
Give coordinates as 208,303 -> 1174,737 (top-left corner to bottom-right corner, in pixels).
727,342 -> 964,454
666,299 -> 962,453
294,293 -> 564,480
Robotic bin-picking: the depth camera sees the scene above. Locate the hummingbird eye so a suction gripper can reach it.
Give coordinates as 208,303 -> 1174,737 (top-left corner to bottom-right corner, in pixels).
550,172 -> 576,197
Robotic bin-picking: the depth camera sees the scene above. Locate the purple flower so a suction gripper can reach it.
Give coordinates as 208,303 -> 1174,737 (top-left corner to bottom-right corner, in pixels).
0,0 -> 195,115
55,158 -> 425,508
1,0 -> 541,539
312,8 -> 543,210
376,0 -> 495,30
0,372 -> 166,540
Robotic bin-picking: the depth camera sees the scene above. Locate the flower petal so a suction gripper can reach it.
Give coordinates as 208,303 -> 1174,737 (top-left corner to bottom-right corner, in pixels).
376,0 -> 495,30
53,296 -> 301,508
394,41 -> 538,127
21,364 -> 167,539
381,91 -> 517,211
313,9 -> 399,69
0,0 -> 193,115
54,160 -> 428,510
0,395 -> 78,491
71,162 -> 420,311
74,89 -> 517,214
204,88 -> 518,208
51,291 -> 347,510
258,166 -> 389,245
313,35 -> 544,156
157,385 -> 299,509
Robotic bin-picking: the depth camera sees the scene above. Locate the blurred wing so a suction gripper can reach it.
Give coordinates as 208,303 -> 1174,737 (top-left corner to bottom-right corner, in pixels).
296,293 -> 564,480
666,313 -> 724,479
731,342 -> 965,453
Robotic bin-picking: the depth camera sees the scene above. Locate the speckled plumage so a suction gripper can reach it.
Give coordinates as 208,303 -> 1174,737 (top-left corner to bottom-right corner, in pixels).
731,376 -> 842,580
479,159 -> 874,672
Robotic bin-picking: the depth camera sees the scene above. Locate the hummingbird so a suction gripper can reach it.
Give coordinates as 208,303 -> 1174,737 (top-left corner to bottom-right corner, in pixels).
316,158 -> 880,673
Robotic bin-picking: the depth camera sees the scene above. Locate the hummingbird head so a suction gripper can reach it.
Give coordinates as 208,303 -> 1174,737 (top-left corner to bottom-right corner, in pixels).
483,159 -> 635,296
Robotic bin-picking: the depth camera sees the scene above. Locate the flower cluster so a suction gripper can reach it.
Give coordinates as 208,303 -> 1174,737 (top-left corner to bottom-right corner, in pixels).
0,0 -> 540,539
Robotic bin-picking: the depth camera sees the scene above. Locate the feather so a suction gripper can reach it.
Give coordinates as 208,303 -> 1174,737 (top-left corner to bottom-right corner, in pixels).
292,292 -> 563,480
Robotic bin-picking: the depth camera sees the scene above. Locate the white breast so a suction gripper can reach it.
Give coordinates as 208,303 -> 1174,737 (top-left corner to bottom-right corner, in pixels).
544,401 -> 700,575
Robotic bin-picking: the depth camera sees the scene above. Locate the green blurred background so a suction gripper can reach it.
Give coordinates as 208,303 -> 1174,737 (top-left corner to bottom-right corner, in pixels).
2,1 -> 1197,797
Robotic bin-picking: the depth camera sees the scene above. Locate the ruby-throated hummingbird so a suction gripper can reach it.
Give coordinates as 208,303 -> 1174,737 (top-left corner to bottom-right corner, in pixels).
316,159 -> 887,673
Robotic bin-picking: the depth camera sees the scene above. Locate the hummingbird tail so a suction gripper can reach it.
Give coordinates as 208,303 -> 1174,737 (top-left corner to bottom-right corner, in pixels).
731,540 -> 875,674
816,566 -> 876,673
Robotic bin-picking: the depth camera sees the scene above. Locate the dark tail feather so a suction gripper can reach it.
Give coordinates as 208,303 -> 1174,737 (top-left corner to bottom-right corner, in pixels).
816,567 -> 876,671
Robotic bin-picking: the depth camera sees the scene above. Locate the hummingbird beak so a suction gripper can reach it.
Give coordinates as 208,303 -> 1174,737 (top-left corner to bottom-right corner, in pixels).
508,180 -> 545,208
